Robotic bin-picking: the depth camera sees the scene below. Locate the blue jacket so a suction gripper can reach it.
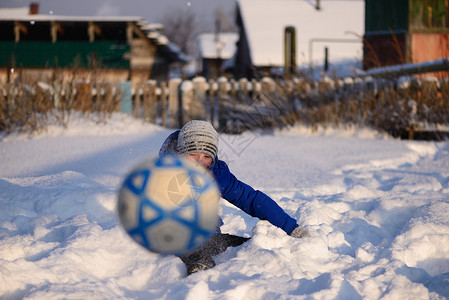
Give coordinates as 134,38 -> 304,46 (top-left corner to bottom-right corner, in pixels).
159,131 -> 299,235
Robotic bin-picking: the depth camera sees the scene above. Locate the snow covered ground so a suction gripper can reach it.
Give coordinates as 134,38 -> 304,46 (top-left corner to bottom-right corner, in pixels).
1,113 -> 449,299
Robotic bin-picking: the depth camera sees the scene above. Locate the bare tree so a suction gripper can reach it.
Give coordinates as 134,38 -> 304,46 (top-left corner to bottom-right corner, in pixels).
159,7 -> 205,57
159,6 -> 237,58
213,7 -> 238,33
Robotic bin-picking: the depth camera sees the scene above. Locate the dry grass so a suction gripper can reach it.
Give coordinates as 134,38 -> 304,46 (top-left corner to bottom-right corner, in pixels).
285,75 -> 449,139
218,74 -> 449,139
0,71 -> 121,133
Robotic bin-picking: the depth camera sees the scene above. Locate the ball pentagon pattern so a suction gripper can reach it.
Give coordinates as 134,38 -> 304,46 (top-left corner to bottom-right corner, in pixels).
117,155 -> 220,255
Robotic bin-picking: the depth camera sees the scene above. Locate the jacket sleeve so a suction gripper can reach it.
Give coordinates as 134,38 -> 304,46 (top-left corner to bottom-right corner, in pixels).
159,130 -> 180,156
212,160 -> 298,235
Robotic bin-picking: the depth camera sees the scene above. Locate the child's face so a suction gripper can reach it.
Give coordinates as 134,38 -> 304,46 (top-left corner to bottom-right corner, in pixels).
186,152 -> 213,168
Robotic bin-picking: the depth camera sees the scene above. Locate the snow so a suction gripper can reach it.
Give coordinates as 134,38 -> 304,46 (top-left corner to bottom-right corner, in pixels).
0,13 -> 143,22
0,6 -> 29,17
1,113 -> 449,299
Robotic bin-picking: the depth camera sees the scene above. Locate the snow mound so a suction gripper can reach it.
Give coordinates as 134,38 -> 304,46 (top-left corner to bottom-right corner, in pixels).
1,114 -> 448,299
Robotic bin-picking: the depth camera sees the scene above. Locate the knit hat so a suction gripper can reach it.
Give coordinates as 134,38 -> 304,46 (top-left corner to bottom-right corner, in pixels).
177,120 -> 219,163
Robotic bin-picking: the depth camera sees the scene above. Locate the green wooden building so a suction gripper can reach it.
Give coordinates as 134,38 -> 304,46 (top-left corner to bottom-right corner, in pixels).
364,0 -> 449,70
0,5 -> 188,84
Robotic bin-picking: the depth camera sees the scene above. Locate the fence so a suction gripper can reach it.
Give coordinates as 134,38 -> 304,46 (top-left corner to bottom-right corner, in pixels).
116,76 -> 298,132
125,75 -> 449,137
1,74 -> 449,139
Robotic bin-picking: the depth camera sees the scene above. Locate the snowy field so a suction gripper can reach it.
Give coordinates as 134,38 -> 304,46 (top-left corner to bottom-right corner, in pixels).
1,113 -> 449,299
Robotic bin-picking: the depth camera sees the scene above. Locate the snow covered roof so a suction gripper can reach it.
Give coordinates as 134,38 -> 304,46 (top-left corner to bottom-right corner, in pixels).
139,23 -> 164,32
0,6 -> 188,63
237,0 -> 364,67
0,6 -> 29,17
138,22 -> 189,63
198,33 -> 239,60
0,14 -> 143,22
0,6 -> 142,22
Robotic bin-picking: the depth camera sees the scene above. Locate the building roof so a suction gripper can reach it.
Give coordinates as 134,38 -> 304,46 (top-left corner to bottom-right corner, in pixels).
0,6 -> 29,17
0,5 -> 142,22
138,20 -> 189,63
237,0 -> 364,67
0,14 -> 143,22
0,7 -> 189,64
198,33 -> 239,60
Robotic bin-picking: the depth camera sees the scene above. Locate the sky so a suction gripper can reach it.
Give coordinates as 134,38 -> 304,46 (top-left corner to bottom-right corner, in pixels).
0,0 -> 236,25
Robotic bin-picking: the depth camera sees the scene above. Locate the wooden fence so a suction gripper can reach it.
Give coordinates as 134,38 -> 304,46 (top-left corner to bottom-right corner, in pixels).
126,76 -> 299,132
123,75 -> 449,136
2,74 -> 449,138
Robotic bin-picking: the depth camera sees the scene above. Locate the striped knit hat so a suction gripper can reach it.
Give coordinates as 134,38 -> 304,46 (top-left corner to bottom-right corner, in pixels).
177,120 -> 219,163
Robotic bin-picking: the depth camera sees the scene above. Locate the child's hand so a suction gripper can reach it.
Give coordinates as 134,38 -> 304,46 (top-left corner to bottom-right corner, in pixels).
289,226 -> 310,238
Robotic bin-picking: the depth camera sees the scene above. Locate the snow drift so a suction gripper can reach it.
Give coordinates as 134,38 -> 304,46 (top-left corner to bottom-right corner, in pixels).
1,114 -> 448,299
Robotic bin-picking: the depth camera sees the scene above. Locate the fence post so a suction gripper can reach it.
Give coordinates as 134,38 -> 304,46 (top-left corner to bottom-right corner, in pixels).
261,77 -> 276,94
238,78 -> 249,101
0,83 -> 5,125
208,79 -> 216,125
53,80 -> 62,109
74,81 -> 93,113
168,78 -> 182,128
252,79 -> 261,101
181,80 -> 193,124
217,77 -> 229,131
143,80 -> 157,123
160,81 -> 168,127
120,81 -> 132,114
134,83 -> 142,119
192,77 -> 208,120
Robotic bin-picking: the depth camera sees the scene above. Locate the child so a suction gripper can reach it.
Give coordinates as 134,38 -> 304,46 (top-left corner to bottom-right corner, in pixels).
159,120 -> 309,274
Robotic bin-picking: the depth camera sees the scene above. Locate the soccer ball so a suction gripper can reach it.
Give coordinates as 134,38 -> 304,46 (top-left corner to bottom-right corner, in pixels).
117,154 -> 220,255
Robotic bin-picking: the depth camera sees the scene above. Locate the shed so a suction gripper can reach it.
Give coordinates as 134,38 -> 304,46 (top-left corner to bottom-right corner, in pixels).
197,32 -> 238,78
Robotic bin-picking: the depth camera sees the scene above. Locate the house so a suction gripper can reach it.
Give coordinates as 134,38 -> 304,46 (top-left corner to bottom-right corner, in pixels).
0,3 -> 188,85
233,0 -> 365,78
364,0 -> 449,72
197,32 -> 238,78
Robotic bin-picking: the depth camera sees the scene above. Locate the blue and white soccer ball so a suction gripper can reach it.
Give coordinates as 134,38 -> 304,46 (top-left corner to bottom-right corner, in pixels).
117,154 -> 220,255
